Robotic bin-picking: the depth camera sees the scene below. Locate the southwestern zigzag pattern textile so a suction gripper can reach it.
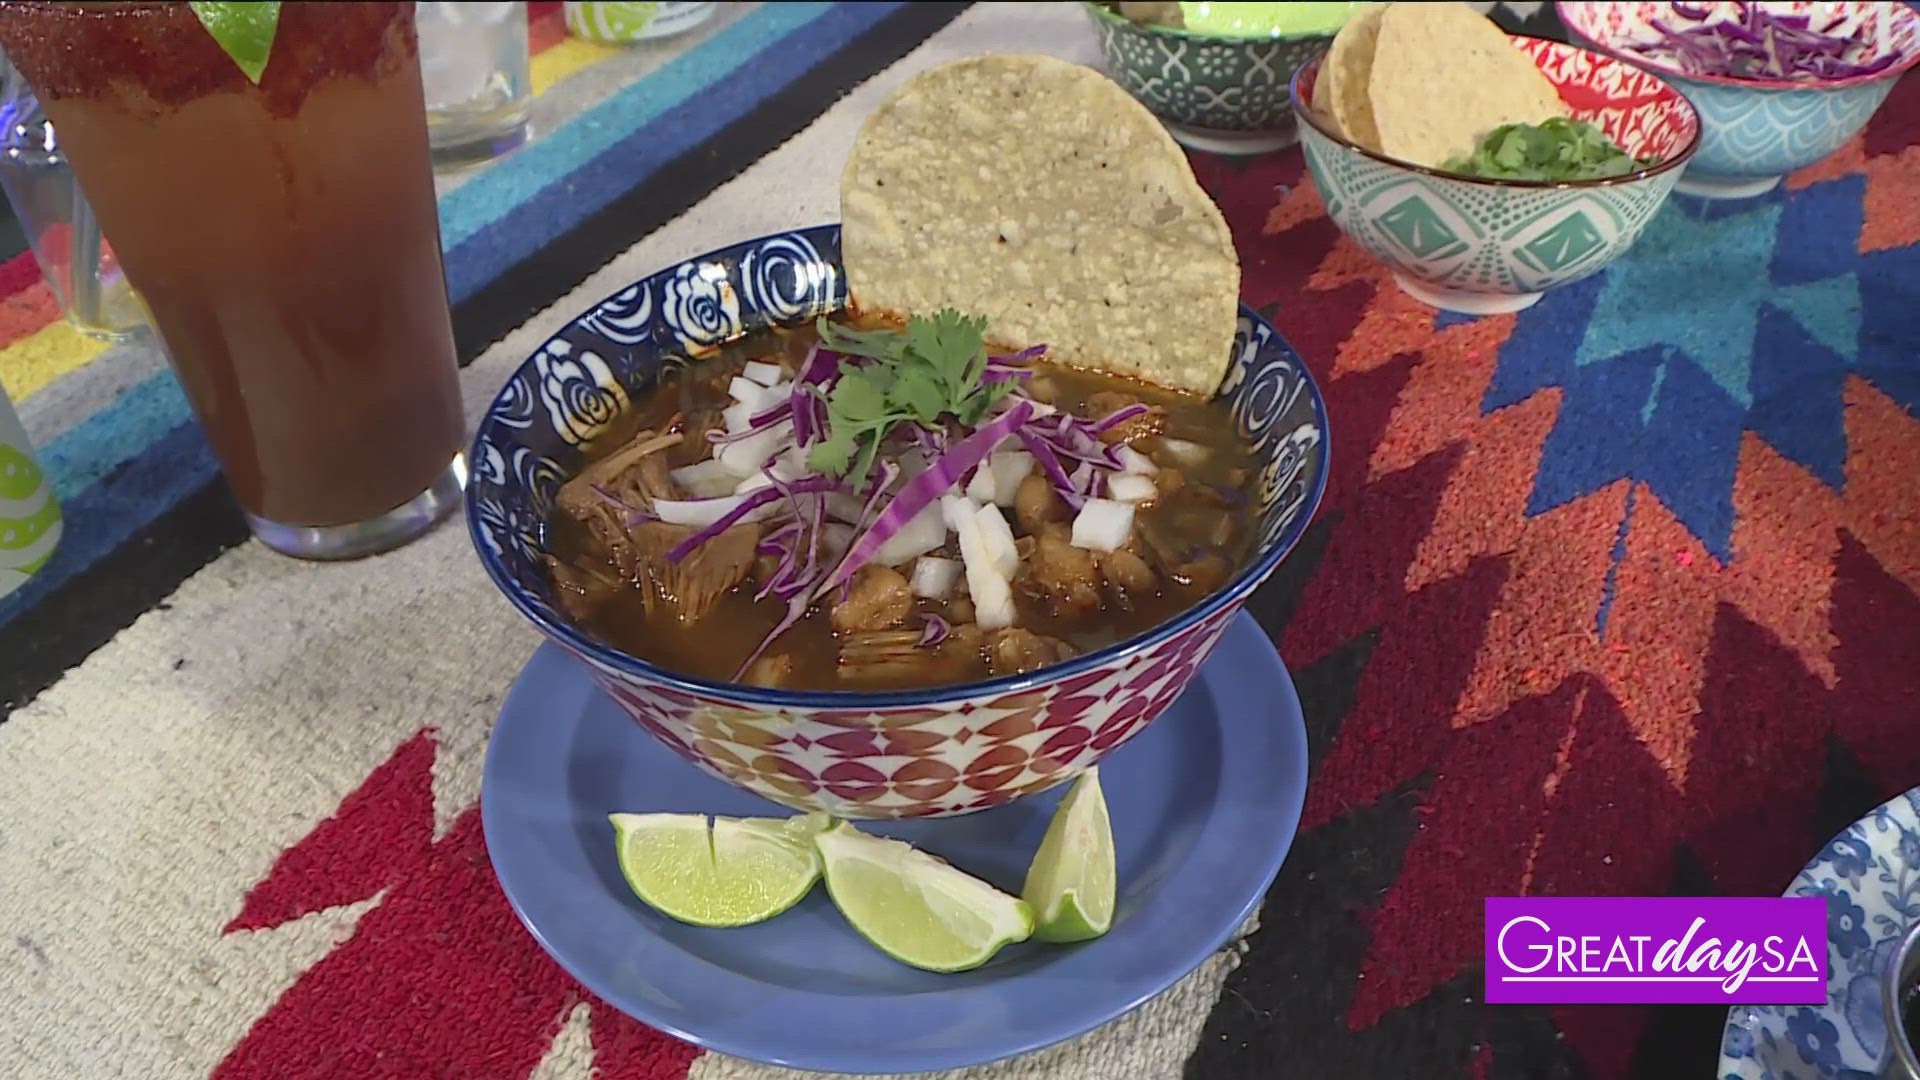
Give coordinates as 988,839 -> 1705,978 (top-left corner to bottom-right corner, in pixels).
0,3 -> 1916,1078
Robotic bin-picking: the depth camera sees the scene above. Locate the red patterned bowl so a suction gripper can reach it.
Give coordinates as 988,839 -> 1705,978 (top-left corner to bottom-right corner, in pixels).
467,226 -> 1329,819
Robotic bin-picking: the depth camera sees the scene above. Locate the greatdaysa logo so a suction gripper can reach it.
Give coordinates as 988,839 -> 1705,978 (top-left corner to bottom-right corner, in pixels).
1484,897 -> 1828,1005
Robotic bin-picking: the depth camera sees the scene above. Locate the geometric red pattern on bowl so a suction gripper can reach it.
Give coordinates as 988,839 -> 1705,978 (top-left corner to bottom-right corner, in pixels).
1517,36 -> 1700,161
570,602 -> 1241,819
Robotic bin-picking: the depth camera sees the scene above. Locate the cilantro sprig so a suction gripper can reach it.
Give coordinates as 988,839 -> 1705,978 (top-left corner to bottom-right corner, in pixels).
1442,117 -> 1655,183
807,310 -> 1016,481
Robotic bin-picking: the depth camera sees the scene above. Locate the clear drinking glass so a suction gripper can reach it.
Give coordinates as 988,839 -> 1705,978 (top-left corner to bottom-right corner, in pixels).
0,2 -> 468,562
0,50 -> 142,341
417,1 -> 531,166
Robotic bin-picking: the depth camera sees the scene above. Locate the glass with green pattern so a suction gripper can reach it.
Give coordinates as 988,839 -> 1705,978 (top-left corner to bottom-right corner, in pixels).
0,387 -> 58,601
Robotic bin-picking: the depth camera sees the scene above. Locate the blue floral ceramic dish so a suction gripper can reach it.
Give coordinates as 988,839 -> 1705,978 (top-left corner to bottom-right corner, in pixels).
465,225 -> 1330,820
1720,785 -> 1920,1079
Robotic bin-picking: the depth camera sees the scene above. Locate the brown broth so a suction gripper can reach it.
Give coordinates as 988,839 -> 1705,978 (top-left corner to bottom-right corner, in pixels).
546,327 -> 1258,691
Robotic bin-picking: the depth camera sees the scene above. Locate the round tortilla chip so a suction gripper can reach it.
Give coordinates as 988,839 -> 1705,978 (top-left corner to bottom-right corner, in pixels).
840,54 -> 1239,397
1368,2 -> 1567,169
1318,2 -> 1387,149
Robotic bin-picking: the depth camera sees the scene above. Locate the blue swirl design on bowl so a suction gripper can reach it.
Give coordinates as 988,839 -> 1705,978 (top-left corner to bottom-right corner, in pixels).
577,282 -> 656,347
466,224 -> 1328,709
1720,786 -> 1920,1079
739,231 -> 839,323
534,339 -> 628,448
661,259 -> 743,355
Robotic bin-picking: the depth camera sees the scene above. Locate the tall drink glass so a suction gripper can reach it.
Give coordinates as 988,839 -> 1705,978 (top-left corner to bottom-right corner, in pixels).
0,2 -> 468,561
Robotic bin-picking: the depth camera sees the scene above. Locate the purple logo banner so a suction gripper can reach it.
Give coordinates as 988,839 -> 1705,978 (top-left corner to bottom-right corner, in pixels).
1484,897 -> 1828,1005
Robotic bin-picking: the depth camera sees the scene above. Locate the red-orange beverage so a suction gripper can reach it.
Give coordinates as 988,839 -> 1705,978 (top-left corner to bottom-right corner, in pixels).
0,2 -> 467,559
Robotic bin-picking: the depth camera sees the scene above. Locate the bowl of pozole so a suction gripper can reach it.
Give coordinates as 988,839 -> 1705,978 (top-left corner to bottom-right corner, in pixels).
467,225 -> 1328,820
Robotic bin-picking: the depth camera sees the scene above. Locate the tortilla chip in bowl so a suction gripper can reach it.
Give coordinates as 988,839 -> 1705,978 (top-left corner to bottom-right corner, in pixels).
1290,3 -> 1700,315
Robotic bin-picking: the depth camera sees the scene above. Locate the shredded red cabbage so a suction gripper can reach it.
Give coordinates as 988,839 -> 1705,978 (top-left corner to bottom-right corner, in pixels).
1090,402 -> 1150,435
665,476 -> 838,563
989,346 -> 1045,366
1628,2 -> 1899,81
917,613 -> 951,648
709,400 -> 796,447
1016,429 -> 1084,510
814,399 -> 1039,599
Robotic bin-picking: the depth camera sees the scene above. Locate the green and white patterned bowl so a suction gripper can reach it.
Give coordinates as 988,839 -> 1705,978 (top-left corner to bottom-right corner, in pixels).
1289,36 -> 1701,315
1083,1 -> 1338,155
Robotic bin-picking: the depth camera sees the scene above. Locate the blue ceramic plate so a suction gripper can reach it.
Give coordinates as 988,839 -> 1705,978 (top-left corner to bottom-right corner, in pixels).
481,612 -> 1308,1075
1719,786 -> 1920,1079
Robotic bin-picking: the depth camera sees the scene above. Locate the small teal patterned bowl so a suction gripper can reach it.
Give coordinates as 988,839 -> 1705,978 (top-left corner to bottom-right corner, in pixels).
1289,36 -> 1700,315
1082,1 -> 1337,155
1560,1 -> 1920,200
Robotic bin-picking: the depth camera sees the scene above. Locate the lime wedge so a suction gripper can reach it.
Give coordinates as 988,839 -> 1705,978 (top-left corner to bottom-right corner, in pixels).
1022,769 -> 1116,943
816,823 -> 1034,972
188,2 -> 283,84
610,811 -> 831,927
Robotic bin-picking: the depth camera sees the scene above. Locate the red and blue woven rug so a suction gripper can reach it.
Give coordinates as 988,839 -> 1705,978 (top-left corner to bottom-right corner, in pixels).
1,3 -> 1915,1077
1183,50 -> 1920,1080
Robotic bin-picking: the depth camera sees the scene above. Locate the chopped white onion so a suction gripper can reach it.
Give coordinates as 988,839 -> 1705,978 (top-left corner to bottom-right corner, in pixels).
670,459 -> 737,499
1107,474 -> 1157,503
911,555 -> 961,599
874,501 -> 949,566
1117,445 -> 1158,475
727,376 -> 782,414
946,495 -> 1015,630
768,445 -> 811,482
973,575 -> 1016,631
825,491 -> 869,525
940,494 -> 978,532
1070,498 -> 1135,553
965,464 -> 996,504
1158,437 -> 1208,465
741,360 -> 784,387
974,503 -> 1019,579
989,450 -> 1035,506
734,471 -> 777,497
722,400 -> 756,434
654,494 -> 774,528
823,523 -> 855,559
716,418 -> 794,476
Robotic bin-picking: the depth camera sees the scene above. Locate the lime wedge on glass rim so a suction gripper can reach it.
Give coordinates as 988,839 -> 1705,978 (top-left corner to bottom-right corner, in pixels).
188,2 -> 283,84
816,822 -> 1034,973
1022,768 -> 1117,943
609,811 -> 832,928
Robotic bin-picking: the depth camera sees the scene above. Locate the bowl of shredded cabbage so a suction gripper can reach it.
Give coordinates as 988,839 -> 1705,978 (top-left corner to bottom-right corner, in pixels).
1559,0 -> 1920,199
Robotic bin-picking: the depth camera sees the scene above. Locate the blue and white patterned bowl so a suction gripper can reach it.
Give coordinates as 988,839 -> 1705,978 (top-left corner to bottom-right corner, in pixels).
1560,1 -> 1920,200
1719,785 -> 1920,1080
1082,1 -> 1337,155
465,225 -> 1330,819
